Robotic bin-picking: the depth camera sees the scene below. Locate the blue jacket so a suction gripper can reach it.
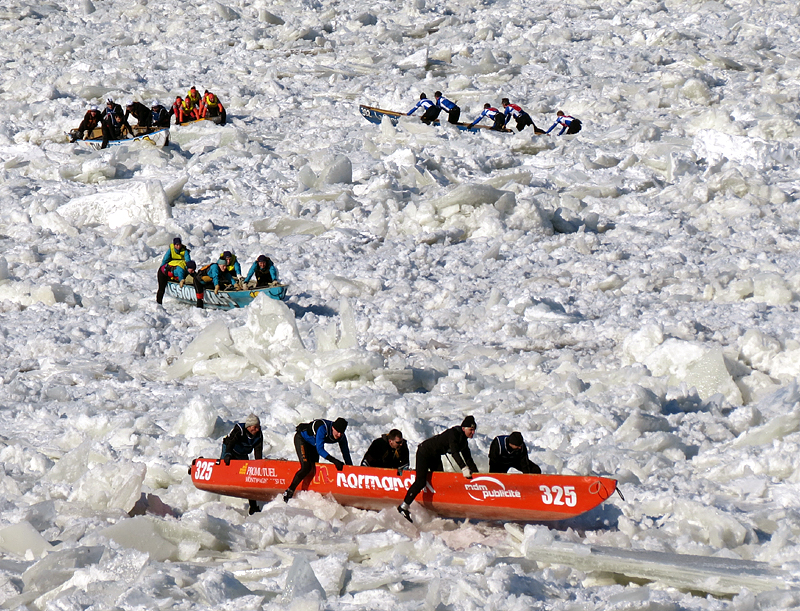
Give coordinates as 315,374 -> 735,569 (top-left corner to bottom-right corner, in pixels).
436,95 -> 458,111
300,419 -> 352,464
209,262 -> 233,288
546,115 -> 577,135
244,260 -> 278,284
469,107 -> 500,128
407,98 -> 435,116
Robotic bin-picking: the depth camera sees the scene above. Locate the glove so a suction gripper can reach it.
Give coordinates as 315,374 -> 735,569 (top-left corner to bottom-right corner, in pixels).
331,458 -> 345,471
179,280 -> 185,288
214,286 -> 220,295
224,455 -> 231,466
462,466 -> 472,479
238,276 -> 245,283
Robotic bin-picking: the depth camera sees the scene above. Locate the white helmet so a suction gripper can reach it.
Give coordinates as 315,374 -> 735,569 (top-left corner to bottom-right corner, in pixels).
125,99 -> 134,107
89,104 -> 99,111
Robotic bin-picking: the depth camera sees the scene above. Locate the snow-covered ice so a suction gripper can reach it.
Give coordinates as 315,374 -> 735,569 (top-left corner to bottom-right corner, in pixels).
2,0 -> 800,608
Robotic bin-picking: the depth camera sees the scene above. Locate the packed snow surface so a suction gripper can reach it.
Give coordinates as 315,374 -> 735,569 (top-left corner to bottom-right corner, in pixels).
2,0 -> 800,608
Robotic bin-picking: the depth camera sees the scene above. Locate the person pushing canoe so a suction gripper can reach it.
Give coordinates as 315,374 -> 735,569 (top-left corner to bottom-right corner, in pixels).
488,431 -> 540,474
220,414 -> 263,514
283,418 -> 352,502
397,415 -> 478,523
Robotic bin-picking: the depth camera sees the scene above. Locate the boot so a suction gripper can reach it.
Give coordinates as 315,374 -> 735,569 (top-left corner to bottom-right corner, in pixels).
196,298 -> 204,309
397,503 -> 412,523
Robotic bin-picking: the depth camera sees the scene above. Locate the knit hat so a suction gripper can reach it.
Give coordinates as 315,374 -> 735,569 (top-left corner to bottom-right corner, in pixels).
461,415 -> 476,429
245,414 -> 260,428
508,431 -> 524,446
332,418 -> 348,433
257,254 -> 268,263
173,237 -> 182,246
217,259 -> 227,267
186,260 -> 197,270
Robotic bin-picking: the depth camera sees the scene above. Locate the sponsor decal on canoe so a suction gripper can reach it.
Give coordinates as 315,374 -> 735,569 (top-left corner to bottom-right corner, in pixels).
464,476 -> 522,501
336,471 -> 415,492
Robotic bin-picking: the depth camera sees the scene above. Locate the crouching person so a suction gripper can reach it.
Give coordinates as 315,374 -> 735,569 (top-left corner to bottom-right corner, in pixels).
220,414 -> 263,515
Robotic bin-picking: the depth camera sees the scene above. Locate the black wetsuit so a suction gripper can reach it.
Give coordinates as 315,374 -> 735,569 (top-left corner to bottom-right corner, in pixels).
220,422 -> 264,514
361,435 -> 409,469
402,426 -> 478,505
125,102 -> 152,129
151,105 -> 171,128
488,435 -> 541,474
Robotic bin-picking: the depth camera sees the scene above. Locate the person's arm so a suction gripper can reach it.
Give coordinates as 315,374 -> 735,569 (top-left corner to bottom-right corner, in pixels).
315,426 -> 332,460
488,437 -> 500,463
244,261 -> 257,283
448,430 -> 467,470
234,261 -> 242,276
183,249 -> 191,263
520,442 -> 541,474
558,121 -> 568,136
545,121 -> 559,134
468,110 -> 484,128
339,435 -> 352,466
462,444 -> 478,473
222,425 -> 243,461
118,109 -> 134,135
407,101 -> 421,116
161,251 -> 171,266
398,442 -> 410,470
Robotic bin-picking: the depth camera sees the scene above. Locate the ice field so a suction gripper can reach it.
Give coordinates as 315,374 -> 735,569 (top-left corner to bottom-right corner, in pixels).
2,0 -> 800,608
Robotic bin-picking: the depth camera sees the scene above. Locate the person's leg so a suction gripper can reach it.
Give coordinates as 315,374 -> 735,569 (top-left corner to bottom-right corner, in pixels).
402,448 -> 433,506
286,433 -> 318,497
421,106 -> 440,124
449,107 -> 461,124
156,267 -> 169,304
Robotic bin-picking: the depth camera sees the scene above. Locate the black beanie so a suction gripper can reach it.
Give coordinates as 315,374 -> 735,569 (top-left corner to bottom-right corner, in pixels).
461,415 -> 476,429
508,431 -> 524,446
332,418 -> 348,433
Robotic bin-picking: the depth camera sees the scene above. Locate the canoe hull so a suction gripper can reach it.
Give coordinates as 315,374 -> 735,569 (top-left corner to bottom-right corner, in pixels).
191,458 -> 616,521
75,127 -> 170,150
165,282 -> 287,309
359,104 -> 510,133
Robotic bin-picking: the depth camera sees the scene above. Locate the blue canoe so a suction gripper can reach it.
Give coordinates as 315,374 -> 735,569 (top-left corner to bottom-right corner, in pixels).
359,104 -> 510,133
164,281 -> 287,310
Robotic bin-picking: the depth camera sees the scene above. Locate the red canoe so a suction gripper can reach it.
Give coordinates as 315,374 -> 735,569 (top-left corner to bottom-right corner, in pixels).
190,458 -> 617,521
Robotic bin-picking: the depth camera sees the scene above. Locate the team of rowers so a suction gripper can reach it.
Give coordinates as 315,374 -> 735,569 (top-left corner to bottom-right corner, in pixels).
69,86 -> 226,147
220,413 -> 540,523
407,91 -> 581,135
156,237 -> 278,309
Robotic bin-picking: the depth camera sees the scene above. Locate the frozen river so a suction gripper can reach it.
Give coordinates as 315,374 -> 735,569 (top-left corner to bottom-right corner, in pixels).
2,0 -> 800,608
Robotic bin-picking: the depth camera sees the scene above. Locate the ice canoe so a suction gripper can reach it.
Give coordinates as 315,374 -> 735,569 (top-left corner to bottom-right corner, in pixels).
190,458 -> 617,521
72,127 -> 170,150
165,282 -> 287,310
359,105 -> 484,133
359,104 -> 514,133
